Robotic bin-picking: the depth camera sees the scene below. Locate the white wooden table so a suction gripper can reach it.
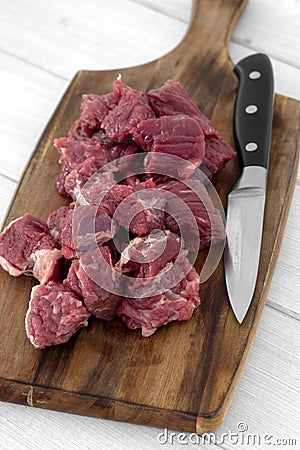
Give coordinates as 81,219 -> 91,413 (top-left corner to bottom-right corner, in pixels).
0,1 -> 299,449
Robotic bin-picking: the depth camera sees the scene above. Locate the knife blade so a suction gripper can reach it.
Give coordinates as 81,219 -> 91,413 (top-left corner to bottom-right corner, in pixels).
225,53 -> 274,323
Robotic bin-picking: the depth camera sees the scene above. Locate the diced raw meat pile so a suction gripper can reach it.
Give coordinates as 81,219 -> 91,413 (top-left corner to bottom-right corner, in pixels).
0,78 -> 236,348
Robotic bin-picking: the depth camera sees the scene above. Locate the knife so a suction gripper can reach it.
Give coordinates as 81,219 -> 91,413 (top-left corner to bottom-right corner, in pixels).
225,53 -> 274,323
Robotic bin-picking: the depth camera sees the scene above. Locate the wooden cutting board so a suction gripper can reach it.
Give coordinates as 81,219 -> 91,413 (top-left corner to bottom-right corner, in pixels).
0,0 -> 299,434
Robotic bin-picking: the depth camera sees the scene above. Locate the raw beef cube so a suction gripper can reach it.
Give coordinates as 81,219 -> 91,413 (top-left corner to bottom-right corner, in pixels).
76,168 -> 117,206
47,204 -> 75,241
131,117 -> 162,151
101,79 -> 155,141
54,136 -> 109,197
0,214 -> 63,283
106,142 -> 140,174
68,92 -> 117,139
97,183 -> 134,215
66,248 -> 122,320
117,250 -> 200,337
144,152 -> 197,180
113,180 -> 166,236
147,80 -> 236,177
48,205 -> 77,259
116,230 -> 182,280
31,249 -> 63,285
133,114 -> 205,169
64,157 -> 99,202
54,136 -> 108,170
56,160 -> 71,196
101,91 -> 119,110
71,144 -> 139,206
147,79 -> 218,137
47,205 -> 114,259
94,179 -> 165,236
61,140 -> 139,197
200,135 -> 237,179
72,206 -> 115,253
63,259 -> 82,298
135,114 -> 205,181
25,282 -> 90,349
159,179 -> 225,251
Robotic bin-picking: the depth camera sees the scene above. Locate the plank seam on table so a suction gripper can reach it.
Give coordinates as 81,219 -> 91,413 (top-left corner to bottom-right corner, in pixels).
266,299 -> 300,322
0,173 -> 18,185
0,48 -> 70,83
246,362 -> 300,395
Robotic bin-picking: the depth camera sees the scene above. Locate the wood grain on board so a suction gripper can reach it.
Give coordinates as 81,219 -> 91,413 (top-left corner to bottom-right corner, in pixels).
0,0 -> 299,434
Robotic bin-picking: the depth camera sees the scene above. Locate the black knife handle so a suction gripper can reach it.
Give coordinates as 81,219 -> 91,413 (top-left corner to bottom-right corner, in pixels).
233,53 -> 274,169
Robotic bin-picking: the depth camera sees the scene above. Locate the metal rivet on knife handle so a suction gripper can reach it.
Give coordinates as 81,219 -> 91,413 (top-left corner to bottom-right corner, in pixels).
249,70 -> 261,79
245,104 -> 258,114
245,142 -> 258,152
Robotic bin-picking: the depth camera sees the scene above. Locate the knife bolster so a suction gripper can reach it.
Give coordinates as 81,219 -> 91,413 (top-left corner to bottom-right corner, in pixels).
232,166 -> 267,192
